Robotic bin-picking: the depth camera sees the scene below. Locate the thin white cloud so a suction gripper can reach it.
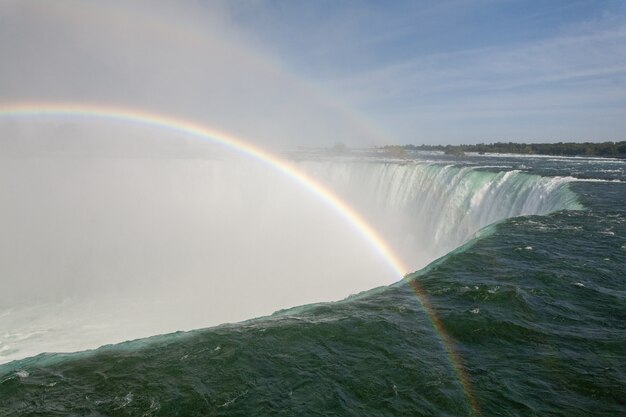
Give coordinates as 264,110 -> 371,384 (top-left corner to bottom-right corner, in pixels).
2,1 -> 624,143
321,15 -> 626,143
332,25 -> 626,100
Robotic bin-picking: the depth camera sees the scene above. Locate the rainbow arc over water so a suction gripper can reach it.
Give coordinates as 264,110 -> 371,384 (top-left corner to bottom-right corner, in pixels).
0,102 -> 479,416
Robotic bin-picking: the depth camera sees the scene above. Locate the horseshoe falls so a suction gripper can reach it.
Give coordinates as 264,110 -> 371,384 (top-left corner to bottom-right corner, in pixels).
296,160 -> 581,270
1,152 -> 624,417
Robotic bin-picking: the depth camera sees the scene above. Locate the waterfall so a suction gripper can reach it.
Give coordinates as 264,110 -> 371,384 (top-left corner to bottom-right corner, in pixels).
297,160 -> 581,269
0,156 -> 580,364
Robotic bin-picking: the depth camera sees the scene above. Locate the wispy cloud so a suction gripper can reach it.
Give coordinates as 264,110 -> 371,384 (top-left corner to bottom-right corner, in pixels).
215,0 -> 626,143
322,15 -> 626,142
1,0 -> 624,144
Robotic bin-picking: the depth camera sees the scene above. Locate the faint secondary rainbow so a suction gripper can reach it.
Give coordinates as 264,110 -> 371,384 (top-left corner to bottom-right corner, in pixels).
0,102 -> 479,416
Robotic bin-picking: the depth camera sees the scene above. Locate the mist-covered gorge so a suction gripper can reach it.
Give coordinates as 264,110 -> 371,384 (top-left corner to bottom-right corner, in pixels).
0,144 -> 582,365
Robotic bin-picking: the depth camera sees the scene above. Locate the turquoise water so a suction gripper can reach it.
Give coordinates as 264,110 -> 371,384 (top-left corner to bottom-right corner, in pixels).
1,153 -> 625,416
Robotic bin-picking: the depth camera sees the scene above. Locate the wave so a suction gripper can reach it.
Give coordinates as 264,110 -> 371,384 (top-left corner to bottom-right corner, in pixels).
2,159 -> 622,417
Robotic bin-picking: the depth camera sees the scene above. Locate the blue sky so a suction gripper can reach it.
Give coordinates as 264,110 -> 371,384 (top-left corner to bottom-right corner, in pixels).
2,1 -> 625,146
220,0 -> 626,144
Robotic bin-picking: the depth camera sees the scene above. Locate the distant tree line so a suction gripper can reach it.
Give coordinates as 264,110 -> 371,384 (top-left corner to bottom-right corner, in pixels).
380,141 -> 626,158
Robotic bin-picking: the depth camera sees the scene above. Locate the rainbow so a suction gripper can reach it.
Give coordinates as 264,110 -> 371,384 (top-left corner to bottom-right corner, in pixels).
0,102 -> 406,277
0,102 -> 479,416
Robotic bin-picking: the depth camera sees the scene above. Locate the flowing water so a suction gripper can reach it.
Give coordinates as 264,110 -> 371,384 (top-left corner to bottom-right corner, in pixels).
1,151 -> 624,416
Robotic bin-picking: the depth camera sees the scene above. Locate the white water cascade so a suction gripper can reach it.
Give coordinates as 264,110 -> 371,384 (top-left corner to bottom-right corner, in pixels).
0,146 -> 580,365
298,160 -> 581,269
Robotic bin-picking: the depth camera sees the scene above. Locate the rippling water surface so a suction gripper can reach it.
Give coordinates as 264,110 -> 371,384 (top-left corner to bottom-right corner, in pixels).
1,152 -> 624,416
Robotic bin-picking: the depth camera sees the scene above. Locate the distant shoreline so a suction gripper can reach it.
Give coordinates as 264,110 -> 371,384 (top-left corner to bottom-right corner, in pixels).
379,141 -> 626,159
